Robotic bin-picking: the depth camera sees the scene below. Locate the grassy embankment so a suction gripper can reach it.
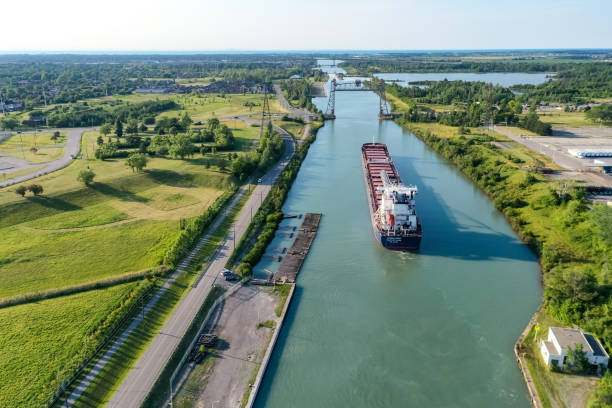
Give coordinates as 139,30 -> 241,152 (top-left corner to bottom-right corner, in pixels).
0,93 -> 274,407
397,120 -> 611,406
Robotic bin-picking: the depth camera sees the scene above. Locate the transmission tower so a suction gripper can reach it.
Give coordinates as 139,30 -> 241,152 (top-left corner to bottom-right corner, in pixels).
323,79 -> 336,120
260,84 -> 272,134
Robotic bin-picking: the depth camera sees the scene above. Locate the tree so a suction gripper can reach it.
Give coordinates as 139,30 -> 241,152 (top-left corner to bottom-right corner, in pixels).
100,123 -> 112,140
15,185 -> 27,197
168,133 -> 194,159
139,123 -> 148,132
180,112 -> 192,130
96,135 -> 104,146
95,142 -> 118,160
565,343 -> 590,373
0,116 -> 19,131
217,158 -> 227,172
115,120 -> 123,139
585,103 -> 612,125
51,131 -> 61,143
126,152 -> 148,172
77,169 -> 95,186
126,118 -> 139,135
27,184 -> 43,196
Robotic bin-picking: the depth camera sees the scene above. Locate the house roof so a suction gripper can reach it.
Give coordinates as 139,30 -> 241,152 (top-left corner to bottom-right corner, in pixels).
542,340 -> 559,356
584,334 -> 609,358
550,327 -> 593,353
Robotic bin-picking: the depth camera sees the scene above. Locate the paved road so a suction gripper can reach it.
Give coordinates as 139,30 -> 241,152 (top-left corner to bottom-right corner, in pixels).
0,127 -> 92,187
106,131 -> 296,408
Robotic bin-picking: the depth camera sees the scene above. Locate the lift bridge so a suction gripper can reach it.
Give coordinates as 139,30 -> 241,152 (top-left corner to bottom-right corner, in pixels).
323,78 -> 394,121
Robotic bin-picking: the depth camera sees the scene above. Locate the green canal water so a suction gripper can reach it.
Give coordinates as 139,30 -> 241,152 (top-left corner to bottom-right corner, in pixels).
254,69 -> 542,407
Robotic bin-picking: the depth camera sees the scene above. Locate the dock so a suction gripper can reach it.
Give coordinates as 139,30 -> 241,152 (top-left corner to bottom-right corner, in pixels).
274,213 -> 322,283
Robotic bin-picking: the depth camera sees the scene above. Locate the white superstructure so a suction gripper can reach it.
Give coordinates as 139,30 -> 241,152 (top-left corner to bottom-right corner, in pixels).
376,170 -> 419,234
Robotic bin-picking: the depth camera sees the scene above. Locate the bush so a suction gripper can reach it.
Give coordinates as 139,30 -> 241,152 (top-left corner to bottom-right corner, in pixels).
77,169 -> 95,186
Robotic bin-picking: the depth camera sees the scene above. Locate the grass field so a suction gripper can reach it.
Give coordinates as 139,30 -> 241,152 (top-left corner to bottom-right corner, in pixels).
537,110 -> 594,127
0,127 -> 247,299
69,189 -> 251,408
0,281 -> 140,408
93,92 -> 286,122
277,120 -> 305,139
0,131 -> 67,150
1,165 -> 44,181
4,146 -> 65,163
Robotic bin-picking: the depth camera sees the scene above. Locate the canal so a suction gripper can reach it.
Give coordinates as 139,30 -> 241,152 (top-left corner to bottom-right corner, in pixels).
254,65 -> 542,407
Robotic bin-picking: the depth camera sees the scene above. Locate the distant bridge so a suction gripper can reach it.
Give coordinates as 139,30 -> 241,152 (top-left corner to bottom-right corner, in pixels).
323,78 -> 394,120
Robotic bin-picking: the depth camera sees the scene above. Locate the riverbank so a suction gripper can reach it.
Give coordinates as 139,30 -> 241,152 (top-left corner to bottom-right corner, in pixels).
395,119 -> 610,406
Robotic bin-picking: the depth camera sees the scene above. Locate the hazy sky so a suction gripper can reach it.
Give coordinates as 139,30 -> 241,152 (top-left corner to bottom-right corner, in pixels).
2,0 -> 610,51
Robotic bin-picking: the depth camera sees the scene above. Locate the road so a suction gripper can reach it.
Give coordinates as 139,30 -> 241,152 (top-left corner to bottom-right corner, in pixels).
105,130 -> 296,408
0,127 -> 92,187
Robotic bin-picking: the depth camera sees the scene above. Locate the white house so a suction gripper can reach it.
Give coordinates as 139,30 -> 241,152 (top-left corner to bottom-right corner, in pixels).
540,327 -> 609,369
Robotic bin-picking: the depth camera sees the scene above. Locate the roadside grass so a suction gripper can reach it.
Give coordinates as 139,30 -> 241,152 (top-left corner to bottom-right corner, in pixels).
0,281 -> 140,408
537,110 -> 594,127
277,120 -> 305,140
1,165 -> 44,181
521,311 -> 600,408
4,146 -> 65,163
0,131 -> 67,150
68,189 -> 252,408
170,356 -> 218,408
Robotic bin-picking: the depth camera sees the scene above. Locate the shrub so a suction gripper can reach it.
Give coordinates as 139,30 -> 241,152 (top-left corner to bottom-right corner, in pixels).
77,169 -> 95,186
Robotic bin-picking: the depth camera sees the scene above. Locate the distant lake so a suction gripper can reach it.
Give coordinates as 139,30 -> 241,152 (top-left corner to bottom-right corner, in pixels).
375,72 -> 552,87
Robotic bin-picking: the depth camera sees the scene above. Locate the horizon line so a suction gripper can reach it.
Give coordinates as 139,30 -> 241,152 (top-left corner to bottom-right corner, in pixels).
0,48 -> 611,55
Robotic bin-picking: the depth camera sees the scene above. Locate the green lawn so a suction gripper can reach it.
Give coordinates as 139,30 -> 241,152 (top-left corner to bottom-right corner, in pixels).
537,110 -> 595,127
0,281 -> 141,408
4,146 -> 65,163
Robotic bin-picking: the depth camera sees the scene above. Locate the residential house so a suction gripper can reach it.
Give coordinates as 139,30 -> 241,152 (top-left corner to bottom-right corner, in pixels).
540,327 -> 609,370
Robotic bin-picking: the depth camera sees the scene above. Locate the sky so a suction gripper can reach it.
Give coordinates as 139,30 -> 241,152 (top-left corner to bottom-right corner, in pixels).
2,0 -> 611,52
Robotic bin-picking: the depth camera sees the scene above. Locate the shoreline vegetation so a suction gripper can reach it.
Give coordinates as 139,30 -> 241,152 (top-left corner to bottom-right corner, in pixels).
395,119 -> 611,406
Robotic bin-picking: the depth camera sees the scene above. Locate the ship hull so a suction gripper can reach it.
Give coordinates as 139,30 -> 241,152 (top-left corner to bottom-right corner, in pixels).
362,143 -> 422,251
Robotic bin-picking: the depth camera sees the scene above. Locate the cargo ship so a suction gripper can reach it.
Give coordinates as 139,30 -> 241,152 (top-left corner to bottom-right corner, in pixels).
361,143 -> 422,250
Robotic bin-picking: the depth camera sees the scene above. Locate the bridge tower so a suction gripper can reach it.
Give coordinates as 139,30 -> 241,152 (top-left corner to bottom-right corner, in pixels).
377,80 -> 393,120
323,79 -> 336,120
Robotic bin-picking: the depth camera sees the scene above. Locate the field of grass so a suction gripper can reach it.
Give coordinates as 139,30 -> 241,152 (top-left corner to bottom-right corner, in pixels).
4,146 -> 65,163
0,281 -> 140,408
0,129 -> 238,299
69,190 -> 251,408
537,110 -> 594,127
277,120 -> 305,139
93,92 -> 286,122
0,131 -> 66,150
1,165 -> 44,181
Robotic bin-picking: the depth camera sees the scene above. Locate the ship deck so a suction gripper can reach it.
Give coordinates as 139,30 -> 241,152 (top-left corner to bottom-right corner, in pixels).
362,143 -> 400,210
